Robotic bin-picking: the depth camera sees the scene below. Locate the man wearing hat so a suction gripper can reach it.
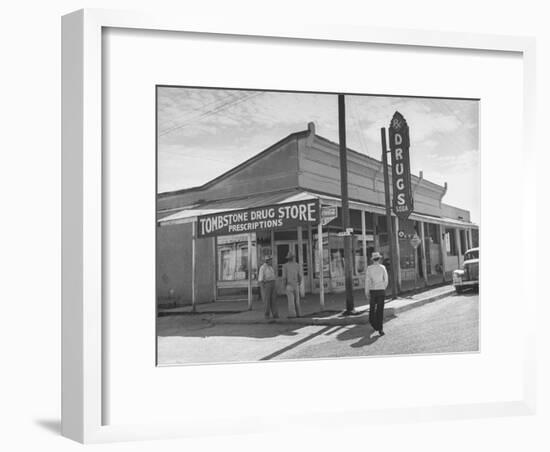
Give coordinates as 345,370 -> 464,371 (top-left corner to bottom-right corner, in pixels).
365,251 -> 389,336
282,250 -> 302,318
258,255 -> 278,320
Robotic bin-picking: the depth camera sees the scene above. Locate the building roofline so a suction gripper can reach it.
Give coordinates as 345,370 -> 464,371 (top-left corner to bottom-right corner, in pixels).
312,134 -> 445,192
158,126 -> 447,198
157,130 -> 308,198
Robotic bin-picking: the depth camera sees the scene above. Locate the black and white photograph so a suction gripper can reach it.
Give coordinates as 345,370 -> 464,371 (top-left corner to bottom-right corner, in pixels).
155,87 -> 480,365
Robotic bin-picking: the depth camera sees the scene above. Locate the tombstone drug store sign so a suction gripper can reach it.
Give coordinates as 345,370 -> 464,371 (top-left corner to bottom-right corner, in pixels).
197,199 -> 321,238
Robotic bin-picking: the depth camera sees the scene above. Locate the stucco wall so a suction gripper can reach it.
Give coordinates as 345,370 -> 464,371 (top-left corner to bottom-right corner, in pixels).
157,223 -> 215,306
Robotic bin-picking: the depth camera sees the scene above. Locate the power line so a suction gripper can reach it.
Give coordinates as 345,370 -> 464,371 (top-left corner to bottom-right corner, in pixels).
158,91 -> 241,135
159,91 -> 264,137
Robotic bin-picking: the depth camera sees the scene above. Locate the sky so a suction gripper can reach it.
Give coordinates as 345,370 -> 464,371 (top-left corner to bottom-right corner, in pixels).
157,87 -> 480,223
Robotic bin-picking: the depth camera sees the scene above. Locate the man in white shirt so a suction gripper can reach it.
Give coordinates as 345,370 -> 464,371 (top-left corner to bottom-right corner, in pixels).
258,255 -> 278,320
365,251 -> 389,336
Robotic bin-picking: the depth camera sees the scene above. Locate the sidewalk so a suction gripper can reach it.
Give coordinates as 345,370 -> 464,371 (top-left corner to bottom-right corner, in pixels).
158,283 -> 456,326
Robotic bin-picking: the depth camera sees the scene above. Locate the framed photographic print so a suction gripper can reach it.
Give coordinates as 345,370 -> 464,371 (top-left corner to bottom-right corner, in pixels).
62,8 -> 537,443
155,86 -> 481,366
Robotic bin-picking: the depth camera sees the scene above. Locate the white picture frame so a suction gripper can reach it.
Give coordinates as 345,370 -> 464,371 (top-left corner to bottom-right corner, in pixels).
62,8 -> 537,443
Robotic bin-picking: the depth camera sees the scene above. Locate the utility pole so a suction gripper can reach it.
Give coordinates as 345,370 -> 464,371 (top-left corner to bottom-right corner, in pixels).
381,127 -> 399,299
338,94 -> 356,314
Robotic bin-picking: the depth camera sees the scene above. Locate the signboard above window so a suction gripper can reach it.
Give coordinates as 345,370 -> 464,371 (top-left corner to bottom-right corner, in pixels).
197,199 -> 321,238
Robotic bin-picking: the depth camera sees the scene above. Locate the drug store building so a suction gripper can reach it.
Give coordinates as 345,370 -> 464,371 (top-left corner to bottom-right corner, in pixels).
157,122 -> 478,308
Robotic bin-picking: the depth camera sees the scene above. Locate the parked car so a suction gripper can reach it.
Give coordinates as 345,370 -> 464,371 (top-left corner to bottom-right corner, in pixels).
452,247 -> 479,293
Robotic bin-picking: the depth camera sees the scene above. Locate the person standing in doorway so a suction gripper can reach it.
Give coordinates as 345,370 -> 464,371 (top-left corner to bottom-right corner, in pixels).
365,251 -> 389,336
282,250 -> 302,318
258,255 -> 278,321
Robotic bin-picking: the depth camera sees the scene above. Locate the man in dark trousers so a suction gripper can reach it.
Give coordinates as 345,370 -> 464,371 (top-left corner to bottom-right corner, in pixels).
365,251 -> 389,336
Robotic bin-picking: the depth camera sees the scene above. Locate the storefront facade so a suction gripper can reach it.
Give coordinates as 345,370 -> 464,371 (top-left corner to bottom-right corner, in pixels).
157,122 -> 478,307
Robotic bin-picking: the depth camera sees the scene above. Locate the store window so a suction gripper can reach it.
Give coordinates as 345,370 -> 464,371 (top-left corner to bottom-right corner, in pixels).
399,240 -> 416,270
217,234 -> 257,281
330,245 -> 346,279
355,245 -> 366,275
427,223 -> 440,244
460,230 -> 467,254
313,229 -> 369,278
472,229 -> 479,247
313,231 -> 330,278
445,229 -> 457,256
329,232 -> 361,277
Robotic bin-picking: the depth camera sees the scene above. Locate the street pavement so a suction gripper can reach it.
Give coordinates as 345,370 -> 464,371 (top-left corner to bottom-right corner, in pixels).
157,291 -> 479,365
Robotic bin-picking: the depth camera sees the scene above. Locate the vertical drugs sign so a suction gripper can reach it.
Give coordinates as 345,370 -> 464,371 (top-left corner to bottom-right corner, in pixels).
388,111 -> 414,219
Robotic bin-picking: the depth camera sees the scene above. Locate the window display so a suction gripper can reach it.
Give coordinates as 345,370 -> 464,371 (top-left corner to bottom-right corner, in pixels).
217,234 -> 257,281
313,232 -> 330,278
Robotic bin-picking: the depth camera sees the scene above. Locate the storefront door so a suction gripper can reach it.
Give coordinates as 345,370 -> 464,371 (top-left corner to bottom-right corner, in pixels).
274,241 -> 310,295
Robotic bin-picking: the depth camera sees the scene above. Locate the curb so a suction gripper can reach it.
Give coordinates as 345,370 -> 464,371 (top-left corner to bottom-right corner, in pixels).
214,311 -> 371,326
208,287 -> 456,326
390,287 -> 456,314
158,310 -> 242,317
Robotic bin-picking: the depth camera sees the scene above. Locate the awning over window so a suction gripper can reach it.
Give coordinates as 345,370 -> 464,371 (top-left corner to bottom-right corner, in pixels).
157,189 -> 477,230
158,190 -> 318,226
408,211 -> 478,229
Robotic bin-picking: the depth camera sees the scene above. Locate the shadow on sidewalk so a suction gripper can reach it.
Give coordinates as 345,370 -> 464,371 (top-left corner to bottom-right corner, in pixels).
333,310 -> 397,348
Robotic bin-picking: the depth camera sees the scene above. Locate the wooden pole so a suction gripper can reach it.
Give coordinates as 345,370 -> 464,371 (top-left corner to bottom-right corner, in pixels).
373,213 -> 380,250
338,94 -> 355,313
307,224 -> 314,294
439,224 -> 447,282
413,246 -> 418,290
381,127 -> 398,299
361,209 -> 367,275
420,221 -> 428,286
454,228 -> 462,269
271,230 -> 277,296
247,233 -> 252,310
191,220 -> 197,311
318,222 -> 325,310
394,216 -> 402,292
297,226 -> 305,297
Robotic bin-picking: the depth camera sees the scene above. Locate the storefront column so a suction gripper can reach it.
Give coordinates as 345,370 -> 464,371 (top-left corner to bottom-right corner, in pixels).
373,213 -> 380,250
297,226 -> 305,297
307,225 -> 314,294
361,209 -> 367,269
438,224 -> 447,282
419,221 -> 428,286
191,220 -> 197,311
247,233 -> 252,310
467,229 -> 473,250
454,228 -> 462,268
318,222 -> 325,309
212,237 -> 217,302
270,230 -> 276,261
394,216 -> 402,291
